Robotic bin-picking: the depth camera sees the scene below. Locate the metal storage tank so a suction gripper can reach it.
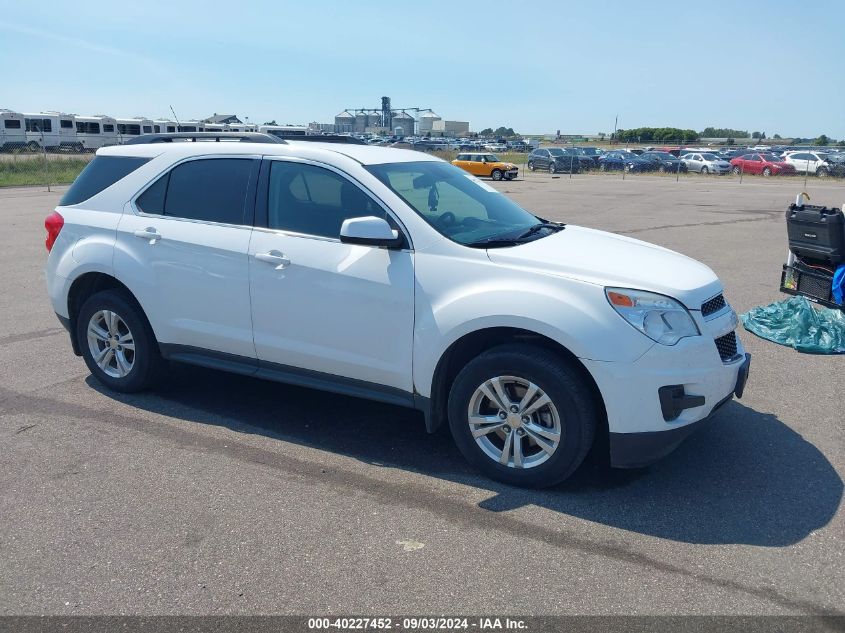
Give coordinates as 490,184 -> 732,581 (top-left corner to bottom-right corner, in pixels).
391,111 -> 415,137
418,110 -> 441,133
334,110 -> 355,130
354,112 -> 371,133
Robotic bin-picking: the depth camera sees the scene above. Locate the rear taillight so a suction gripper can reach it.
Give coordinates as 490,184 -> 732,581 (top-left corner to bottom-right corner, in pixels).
45,211 -> 64,252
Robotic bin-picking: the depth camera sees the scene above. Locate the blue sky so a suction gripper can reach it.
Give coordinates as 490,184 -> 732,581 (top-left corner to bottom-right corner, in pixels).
2,0 -> 844,138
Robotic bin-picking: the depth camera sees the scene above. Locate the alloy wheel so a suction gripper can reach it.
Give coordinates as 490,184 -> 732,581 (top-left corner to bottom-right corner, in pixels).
87,310 -> 135,378
467,376 -> 562,469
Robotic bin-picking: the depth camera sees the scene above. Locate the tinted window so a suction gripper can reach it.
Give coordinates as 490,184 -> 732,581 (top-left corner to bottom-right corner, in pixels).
117,124 -> 141,135
60,156 -> 150,206
5,119 -> 21,129
159,159 -> 253,224
142,125 -> 152,133
267,161 -> 385,238
76,122 -> 100,134
135,173 -> 169,214
153,125 -> 161,133
25,118 -> 52,132
103,124 -> 114,133
60,119 -> 73,129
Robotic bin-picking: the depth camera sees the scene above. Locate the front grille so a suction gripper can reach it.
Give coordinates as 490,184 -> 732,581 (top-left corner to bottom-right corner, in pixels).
701,294 -> 726,317
714,331 -> 738,362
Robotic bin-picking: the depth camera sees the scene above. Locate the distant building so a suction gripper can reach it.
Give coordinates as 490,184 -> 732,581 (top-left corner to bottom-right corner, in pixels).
417,111 -> 441,134
432,120 -> 470,136
202,113 -> 242,124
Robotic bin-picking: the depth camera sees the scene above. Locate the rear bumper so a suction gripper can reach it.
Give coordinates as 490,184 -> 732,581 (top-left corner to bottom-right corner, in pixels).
608,353 -> 750,468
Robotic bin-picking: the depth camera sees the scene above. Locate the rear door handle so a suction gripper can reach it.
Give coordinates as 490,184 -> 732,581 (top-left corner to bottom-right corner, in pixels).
255,250 -> 291,269
133,227 -> 160,243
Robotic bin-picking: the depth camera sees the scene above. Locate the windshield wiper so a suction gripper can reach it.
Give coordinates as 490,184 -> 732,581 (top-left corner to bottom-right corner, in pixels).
517,222 -> 565,239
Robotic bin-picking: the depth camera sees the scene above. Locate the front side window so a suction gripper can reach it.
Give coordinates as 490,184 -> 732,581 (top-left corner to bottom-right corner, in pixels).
137,158 -> 253,225
366,161 -> 543,247
103,124 -> 114,133
5,119 -> 22,129
267,161 -> 386,238
60,119 -> 73,129
143,125 -> 152,133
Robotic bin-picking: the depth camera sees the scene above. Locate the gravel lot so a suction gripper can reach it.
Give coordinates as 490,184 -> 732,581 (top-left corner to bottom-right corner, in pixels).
0,174 -> 843,616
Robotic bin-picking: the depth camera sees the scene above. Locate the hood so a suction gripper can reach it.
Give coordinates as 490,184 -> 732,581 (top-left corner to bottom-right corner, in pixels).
486,225 -> 722,309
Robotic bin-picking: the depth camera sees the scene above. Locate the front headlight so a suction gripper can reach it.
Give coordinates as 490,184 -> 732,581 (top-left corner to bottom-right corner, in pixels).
605,288 -> 700,345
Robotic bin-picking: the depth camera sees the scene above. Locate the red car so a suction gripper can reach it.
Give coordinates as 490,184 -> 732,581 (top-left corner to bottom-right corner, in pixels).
729,153 -> 796,176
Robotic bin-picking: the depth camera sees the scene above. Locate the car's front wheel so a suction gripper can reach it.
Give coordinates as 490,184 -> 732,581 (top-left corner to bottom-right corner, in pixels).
548,163 -> 557,174
700,166 -> 709,175
817,167 -> 828,178
732,166 -> 741,175
448,345 -> 597,488
491,169 -> 503,181
762,167 -> 772,177
76,289 -> 163,393
527,161 -> 535,171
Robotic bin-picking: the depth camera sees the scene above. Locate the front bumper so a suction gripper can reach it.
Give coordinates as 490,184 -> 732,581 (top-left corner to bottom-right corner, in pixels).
581,308 -> 749,466
608,353 -> 750,468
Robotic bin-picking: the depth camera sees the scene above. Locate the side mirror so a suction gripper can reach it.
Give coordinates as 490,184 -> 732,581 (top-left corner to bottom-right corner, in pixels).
340,216 -> 402,248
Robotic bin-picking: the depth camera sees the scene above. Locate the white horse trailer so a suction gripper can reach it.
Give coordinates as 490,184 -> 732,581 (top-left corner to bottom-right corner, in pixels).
0,109 -> 26,151
258,125 -> 308,138
74,115 -> 119,150
225,123 -> 257,132
152,119 -> 178,134
176,120 -> 202,132
115,117 -> 154,143
200,123 -> 226,133
23,112 -> 79,151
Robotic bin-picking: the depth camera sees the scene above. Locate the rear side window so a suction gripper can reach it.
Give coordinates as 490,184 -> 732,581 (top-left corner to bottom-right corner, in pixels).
137,158 -> 253,225
60,156 -> 150,206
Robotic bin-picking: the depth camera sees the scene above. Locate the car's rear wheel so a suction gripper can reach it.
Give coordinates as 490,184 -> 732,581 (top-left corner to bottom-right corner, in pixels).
599,163 -> 607,172
658,165 -> 666,173
27,141 -> 40,153
817,167 -> 828,178
76,289 -> 163,393
732,166 -> 741,175
548,163 -> 557,174
527,161 -> 535,171
762,167 -> 772,177
700,166 -> 709,175
448,344 -> 597,488
491,169 -> 503,181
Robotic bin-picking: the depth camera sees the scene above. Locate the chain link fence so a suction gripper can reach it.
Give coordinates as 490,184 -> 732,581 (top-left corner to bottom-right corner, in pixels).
0,146 -> 94,189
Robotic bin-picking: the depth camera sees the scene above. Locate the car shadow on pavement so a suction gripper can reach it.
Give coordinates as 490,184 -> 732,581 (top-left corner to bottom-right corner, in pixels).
89,362 -> 842,548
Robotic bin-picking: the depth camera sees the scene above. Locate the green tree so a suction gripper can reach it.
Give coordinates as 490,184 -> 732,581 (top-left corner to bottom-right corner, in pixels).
751,131 -> 766,139
772,134 -> 782,140
815,134 -> 829,146
479,128 -> 493,136
263,120 -> 277,125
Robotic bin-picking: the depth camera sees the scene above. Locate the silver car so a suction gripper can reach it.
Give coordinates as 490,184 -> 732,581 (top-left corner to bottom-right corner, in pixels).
681,152 -> 732,175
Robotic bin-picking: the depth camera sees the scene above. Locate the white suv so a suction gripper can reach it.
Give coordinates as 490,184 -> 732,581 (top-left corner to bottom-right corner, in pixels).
782,151 -> 832,176
44,134 -> 750,487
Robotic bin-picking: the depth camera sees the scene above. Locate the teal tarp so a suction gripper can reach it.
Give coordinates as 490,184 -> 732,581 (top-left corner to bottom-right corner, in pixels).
741,296 -> 845,354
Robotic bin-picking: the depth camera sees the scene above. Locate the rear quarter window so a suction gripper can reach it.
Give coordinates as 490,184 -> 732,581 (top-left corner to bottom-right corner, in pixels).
60,156 -> 150,206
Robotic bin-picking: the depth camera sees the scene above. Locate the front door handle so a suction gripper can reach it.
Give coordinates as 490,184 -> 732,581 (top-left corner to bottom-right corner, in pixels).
255,250 -> 291,269
133,227 -> 160,244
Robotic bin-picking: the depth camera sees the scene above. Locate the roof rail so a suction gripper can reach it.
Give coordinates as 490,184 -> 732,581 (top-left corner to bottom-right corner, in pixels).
124,132 -> 285,145
274,134 -> 367,145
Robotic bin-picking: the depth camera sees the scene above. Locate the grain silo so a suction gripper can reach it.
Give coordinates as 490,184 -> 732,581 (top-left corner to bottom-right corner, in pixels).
418,110 -> 441,134
391,111 -> 415,137
334,110 -> 355,133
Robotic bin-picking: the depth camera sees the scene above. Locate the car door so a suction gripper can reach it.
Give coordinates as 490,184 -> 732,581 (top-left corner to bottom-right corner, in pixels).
248,158 -> 415,394
115,156 -> 259,358
745,154 -> 762,174
469,154 -> 486,176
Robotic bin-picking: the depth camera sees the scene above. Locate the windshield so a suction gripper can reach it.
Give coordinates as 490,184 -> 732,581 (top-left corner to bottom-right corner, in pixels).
485,154 -> 500,162
617,151 -> 637,158
365,161 -> 544,247
580,148 -> 599,155
701,153 -> 719,160
760,154 -> 780,162
547,148 -> 565,156
649,152 -> 674,159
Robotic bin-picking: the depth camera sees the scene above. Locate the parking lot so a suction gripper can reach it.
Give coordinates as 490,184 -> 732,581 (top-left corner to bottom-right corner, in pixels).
0,175 -> 843,616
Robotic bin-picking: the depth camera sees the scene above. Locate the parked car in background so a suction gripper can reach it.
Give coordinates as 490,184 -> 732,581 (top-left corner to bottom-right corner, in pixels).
597,151 -> 653,173
558,148 -> 594,171
577,147 -> 604,166
485,142 -> 508,152
527,148 -> 580,174
639,151 -> 686,173
818,153 -> 845,177
783,151 -> 833,176
681,153 -> 731,175
729,153 -> 796,177
452,153 -> 519,180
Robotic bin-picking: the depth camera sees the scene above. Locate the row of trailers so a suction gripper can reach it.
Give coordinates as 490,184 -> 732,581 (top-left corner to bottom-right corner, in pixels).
0,110 -> 307,152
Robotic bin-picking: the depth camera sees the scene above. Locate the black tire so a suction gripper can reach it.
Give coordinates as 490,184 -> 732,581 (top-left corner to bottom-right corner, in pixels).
527,161 -> 535,171
817,167 -> 828,178
732,166 -> 741,175
491,169 -> 503,181
27,141 -> 40,153
599,163 -> 607,172
76,289 -> 164,393
762,167 -> 771,177
447,344 -> 597,488
548,163 -> 557,174
658,165 -> 666,173
700,166 -> 709,175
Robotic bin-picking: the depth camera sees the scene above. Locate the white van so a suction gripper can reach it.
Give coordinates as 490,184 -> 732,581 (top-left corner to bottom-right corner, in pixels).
74,115 -> 119,150
0,109 -> 26,151
258,125 -> 308,138
23,112 -> 79,151
115,118 -> 154,143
